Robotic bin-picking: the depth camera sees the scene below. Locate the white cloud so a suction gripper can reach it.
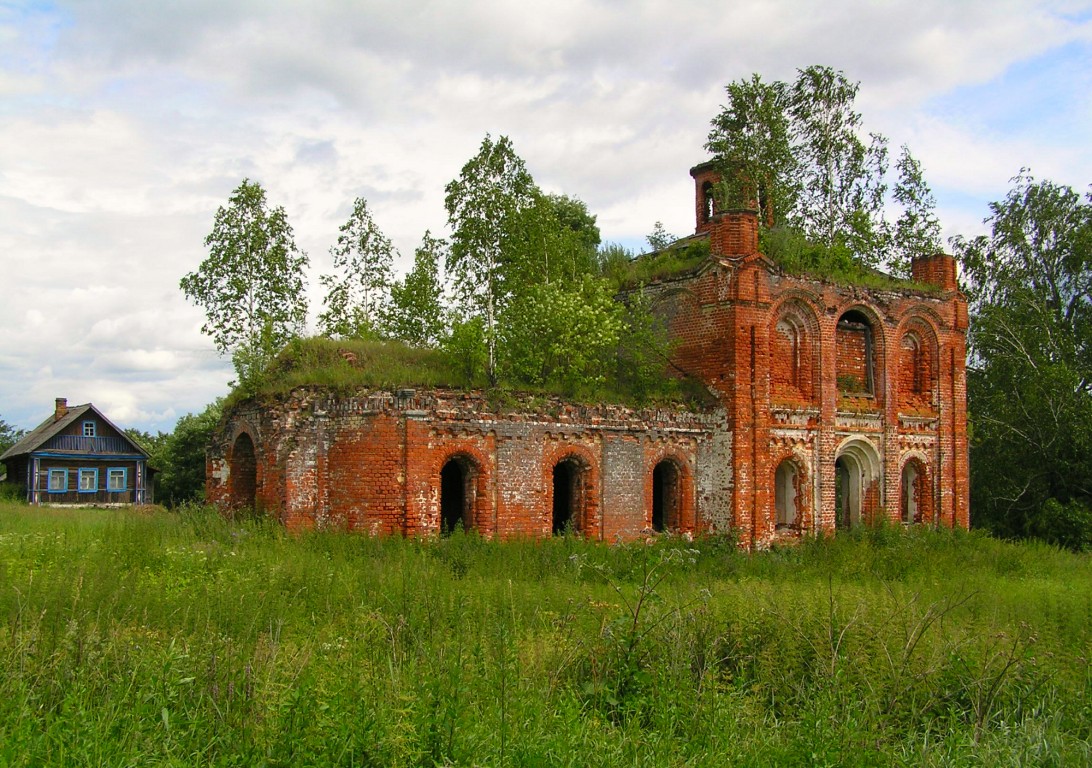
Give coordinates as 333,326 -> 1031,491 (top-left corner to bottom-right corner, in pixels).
0,0 -> 1089,431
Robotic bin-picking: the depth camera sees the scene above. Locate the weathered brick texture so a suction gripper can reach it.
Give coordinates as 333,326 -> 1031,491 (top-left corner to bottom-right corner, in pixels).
208,163 -> 969,544
208,390 -> 727,540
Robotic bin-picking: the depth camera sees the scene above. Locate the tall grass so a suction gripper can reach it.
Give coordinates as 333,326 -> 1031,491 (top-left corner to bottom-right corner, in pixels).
0,503 -> 1088,765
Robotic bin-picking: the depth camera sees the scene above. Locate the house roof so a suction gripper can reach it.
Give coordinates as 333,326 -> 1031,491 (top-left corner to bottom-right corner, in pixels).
0,402 -> 150,462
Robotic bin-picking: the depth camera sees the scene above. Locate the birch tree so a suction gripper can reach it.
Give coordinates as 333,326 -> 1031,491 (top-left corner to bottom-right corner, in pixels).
318,197 -> 395,338
444,134 -> 536,384
180,179 -> 308,387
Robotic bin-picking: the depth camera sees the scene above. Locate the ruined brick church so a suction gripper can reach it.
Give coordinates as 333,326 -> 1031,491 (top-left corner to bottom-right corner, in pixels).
207,163 -> 969,546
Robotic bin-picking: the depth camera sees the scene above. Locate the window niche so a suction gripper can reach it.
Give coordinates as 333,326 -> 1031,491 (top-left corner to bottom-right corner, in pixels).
774,459 -> 800,529
835,309 -> 876,398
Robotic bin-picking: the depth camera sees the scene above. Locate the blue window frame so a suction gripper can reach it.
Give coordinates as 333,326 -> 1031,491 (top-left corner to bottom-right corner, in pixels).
83,421 -> 96,437
48,468 -> 69,493
107,467 -> 127,492
78,468 -> 98,493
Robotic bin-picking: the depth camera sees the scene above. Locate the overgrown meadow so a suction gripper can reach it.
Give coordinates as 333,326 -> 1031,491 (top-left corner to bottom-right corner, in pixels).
0,503 -> 1089,766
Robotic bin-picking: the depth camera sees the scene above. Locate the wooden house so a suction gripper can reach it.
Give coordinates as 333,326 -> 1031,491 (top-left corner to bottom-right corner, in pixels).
0,398 -> 154,505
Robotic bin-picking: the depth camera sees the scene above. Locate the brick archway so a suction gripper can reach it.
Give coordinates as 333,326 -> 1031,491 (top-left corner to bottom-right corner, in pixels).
229,432 -> 257,512
835,304 -> 886,405
769,297 -> 821,404
432,445 -> 492,536
896,316 -> 940,413
544,445 -> 599,537
834,438 -> 882,528
773,455 -> 810,532
647,450 -> 695,534
439,454 -> 478,534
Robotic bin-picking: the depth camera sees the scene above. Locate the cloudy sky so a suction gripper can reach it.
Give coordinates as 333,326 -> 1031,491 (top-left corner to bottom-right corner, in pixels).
1,0 -> 1090,433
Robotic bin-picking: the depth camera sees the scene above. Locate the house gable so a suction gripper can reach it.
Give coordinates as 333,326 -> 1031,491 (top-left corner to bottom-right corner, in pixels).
1,398 -> 153,506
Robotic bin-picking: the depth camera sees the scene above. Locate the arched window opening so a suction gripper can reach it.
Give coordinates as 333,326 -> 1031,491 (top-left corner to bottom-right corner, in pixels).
774,460 -> 798,529
702,181 -> 715,223
772,319 -> 800,391
552,458 -> 584,535
898,326 -> 937,410
652,461 -> 681,533
901,461 -> 920,524
229,433 -> 257,512
440,457 -> 476,534
836,309 -> 875,395
901,334 -> 923,395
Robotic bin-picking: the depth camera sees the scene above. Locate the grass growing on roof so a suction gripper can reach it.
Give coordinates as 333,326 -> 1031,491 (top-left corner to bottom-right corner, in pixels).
229,335 -> 707,411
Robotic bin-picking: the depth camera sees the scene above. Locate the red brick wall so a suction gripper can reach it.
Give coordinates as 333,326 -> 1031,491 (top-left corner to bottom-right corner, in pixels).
650,201 -> 969,544
208,168 -> 970,546
208,391 -> 727,540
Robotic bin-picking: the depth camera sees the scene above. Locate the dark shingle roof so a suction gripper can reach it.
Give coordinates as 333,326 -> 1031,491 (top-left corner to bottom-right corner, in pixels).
0,403 -> 149,462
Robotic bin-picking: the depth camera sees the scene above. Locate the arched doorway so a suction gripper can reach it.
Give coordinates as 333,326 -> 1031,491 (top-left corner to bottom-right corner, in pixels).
774,459 -> 799,529
440,456 -> 476,534
229,433 -> 257,511
552,457 -> 585,535
834,440 -> 881,530
652,460 -> 681,533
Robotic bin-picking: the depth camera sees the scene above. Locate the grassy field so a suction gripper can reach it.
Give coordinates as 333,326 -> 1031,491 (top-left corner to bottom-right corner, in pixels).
0,503 -> 1088,766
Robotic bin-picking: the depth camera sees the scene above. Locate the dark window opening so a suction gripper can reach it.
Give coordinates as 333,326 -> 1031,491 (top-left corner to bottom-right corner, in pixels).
440,459 -> 469,534
652,461 -> 680,533
229,433 -> 257,511
901,461 -> 922,524
552,459 -> 581,535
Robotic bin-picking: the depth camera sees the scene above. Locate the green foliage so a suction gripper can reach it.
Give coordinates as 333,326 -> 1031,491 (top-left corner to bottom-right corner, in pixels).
152,402 -> 223,508
595,242 -> 635,283
890,145 -> 943,277
499,277 -> 623,393
707,67 -> 937,273
544,192 -> 601,253
0,417 -> 25,479
181,179 -> 309,391
645,221 -> 675,253
706,73 -> 795,223
243,336 -> 472,401
955,173 -> 1092,549
1029,498 -> 1092,552
790,66 -> 889,267
440,317 -> 489,386
760,226 -> 935,292
382,231 -> 448,348
614,237 -> 710,288
318,197 -> 395,339
0,417 -> 24,457
0,507 -> 1089,764
444,134 -> 537,384
613,288 -> 685,404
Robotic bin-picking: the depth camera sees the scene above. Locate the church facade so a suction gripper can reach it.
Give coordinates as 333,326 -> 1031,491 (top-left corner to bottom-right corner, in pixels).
207,165 -> 969,545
